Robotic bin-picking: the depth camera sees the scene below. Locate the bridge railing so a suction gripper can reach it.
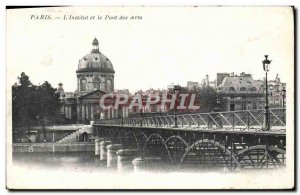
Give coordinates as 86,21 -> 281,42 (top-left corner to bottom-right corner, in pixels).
95,108 -> 286,132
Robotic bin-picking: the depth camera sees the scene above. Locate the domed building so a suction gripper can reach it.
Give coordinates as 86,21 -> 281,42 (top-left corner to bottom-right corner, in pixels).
76,38 -> 115,94
59,38 -> 127,123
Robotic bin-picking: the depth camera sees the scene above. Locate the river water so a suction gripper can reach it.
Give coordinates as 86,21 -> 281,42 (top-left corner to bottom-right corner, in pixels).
12,151 -> 216,174
13,152 -> 114,173
11,151 -> 286,189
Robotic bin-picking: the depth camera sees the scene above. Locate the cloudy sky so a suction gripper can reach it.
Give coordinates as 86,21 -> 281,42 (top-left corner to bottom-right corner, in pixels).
7,6 -> 293,93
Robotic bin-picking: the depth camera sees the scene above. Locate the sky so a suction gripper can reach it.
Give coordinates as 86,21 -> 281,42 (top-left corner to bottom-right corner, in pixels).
6,6 -> 294,93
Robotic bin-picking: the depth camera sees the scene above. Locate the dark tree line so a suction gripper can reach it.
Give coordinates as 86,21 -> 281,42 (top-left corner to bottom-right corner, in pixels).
177,85 -> 227,113
12,72 -> 60,140
195,86 -> 227,113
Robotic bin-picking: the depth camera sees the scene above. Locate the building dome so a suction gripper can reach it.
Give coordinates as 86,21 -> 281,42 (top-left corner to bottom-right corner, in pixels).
77,38 -> 115,73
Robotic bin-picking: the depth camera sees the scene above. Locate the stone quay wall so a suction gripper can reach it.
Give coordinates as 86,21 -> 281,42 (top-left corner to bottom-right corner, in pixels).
12,142 -> 95,153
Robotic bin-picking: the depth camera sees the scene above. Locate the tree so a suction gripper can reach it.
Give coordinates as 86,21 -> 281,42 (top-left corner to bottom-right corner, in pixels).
12,72 -> 34,132
196,86 -> 227,113
12,72 -> 60,142
35,81 -> 60,141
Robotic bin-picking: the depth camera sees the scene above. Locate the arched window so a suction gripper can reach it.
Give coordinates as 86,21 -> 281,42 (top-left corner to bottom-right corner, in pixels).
80,79 -> 87,91
100,78 -> 105,91
106,80 -> 112,91
93,78 -> 100,90
229,87 -> 235,91
240,87 -> 246,91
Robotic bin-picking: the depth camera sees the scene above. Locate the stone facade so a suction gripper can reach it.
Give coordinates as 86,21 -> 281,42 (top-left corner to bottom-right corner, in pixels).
265,74 -> 286,108
217,72 -> 286,111
58,38 -> 128,123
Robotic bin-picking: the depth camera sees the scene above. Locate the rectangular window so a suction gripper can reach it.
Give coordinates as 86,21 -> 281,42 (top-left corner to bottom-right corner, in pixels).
253,102 -> 257,109
242,102 -> 246,110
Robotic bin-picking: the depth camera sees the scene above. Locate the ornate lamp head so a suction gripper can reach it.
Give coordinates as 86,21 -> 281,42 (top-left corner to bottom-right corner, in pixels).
262,55 -> 272,72
173,85 -> 179,94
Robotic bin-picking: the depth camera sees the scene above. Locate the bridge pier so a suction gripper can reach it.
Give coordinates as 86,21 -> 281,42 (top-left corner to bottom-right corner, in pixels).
100,141 -> 111,161
132,157 -> 170,173
116,149 -> 139,172
106,144 -> 122,168
94,138 -> 103,156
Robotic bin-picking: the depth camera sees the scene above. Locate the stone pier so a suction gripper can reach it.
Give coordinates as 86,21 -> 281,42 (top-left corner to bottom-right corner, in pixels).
100,141 -> 111,161
116,149 -> 139,172
106,144 -> 122,168
132,157 -> 172,173
94,138 -> 103,156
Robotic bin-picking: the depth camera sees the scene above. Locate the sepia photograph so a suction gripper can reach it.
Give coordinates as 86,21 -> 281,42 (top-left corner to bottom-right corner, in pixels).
5,6 -> 295,190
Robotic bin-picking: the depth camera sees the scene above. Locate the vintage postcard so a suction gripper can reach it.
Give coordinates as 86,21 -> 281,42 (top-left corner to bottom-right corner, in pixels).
6,6 -> 294,189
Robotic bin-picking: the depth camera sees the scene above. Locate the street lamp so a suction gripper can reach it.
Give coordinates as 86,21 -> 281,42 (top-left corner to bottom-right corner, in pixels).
173,85 -> 179,128
215,98 -> 223,128
262,55 -> 271,131
140,108 -> 143,127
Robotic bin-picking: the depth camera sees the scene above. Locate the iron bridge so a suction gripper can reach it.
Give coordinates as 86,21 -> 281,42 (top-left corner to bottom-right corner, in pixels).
93,108 -> 286,171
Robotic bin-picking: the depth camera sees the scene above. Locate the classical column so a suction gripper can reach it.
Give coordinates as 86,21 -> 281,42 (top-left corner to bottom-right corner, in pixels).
77,105 -> 81,121
76,105 -> 79,118
67,106 -> 69,119
71,107 -> 73,119
85,104 -> 89,120
82,104 -> 85,120
87,103 -> 91,119
67,106 -> 70,118
90,103 -> 94,120
65,106 -> 68,118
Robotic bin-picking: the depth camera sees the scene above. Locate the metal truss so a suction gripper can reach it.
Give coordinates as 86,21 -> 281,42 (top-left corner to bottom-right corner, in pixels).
97,108 -> 286,132
94,127 -> 286,171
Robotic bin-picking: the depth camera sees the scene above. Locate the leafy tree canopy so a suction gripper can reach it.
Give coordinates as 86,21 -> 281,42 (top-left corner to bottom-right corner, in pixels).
12,72 -> 60,130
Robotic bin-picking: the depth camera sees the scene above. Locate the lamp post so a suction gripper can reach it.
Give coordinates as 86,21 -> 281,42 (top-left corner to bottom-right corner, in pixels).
262,55 -> 271,131
173,85 -> 179,128
216,98 -> 222,128
140,108 -> 143,127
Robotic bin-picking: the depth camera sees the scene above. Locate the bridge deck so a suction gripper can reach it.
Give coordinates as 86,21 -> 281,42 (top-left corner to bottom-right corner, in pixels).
94,124 -> 286,137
